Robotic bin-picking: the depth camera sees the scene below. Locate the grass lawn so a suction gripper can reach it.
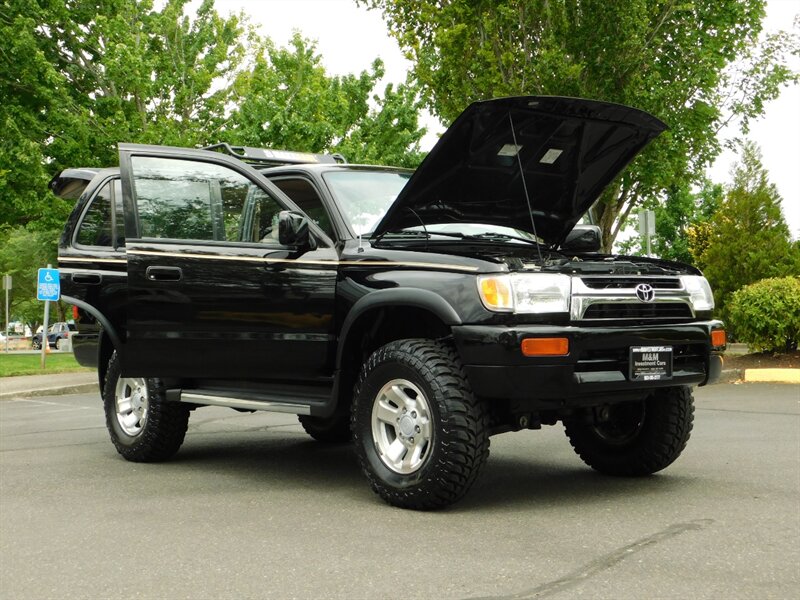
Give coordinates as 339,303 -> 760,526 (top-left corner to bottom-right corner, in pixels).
0,353 -> 93,377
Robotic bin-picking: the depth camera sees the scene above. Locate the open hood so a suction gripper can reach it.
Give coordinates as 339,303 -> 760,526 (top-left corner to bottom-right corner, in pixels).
372,96 -> 666,245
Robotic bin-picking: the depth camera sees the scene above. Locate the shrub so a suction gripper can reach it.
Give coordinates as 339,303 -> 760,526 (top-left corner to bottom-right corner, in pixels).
727,277 -> 800,352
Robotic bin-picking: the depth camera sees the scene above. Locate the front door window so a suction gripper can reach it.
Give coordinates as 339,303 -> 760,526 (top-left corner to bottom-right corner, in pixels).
130,156 -> 283,242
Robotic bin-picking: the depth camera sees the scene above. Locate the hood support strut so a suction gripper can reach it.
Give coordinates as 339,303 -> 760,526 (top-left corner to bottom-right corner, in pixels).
508,111 -> 544,263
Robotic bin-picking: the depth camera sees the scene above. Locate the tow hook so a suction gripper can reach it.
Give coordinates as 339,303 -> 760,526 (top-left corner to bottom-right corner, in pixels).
518,413 -> 542,430
595,405 -> 611,423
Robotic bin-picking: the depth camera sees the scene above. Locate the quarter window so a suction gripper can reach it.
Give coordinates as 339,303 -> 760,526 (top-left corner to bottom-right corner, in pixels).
76,178 -> 126,249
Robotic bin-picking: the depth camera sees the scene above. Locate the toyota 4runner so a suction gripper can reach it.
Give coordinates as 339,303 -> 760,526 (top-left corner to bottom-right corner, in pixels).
53,96 -> 725,509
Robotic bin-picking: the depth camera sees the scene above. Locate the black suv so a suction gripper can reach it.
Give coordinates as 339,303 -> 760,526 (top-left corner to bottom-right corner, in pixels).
53,96 -> 725,510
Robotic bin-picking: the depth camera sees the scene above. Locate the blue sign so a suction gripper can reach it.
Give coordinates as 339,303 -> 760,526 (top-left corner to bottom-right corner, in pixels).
37,268 -> 60,301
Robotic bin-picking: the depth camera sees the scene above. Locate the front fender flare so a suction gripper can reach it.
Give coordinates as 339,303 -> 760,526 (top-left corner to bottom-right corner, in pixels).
335,288 -> 461,370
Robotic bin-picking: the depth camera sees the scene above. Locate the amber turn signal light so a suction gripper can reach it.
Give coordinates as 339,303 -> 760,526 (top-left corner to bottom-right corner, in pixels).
521,337 -> 569,357
711,329 -> 726,348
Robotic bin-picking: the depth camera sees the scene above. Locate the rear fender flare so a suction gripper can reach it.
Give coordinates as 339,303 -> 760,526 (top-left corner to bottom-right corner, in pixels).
61,295 -> 123,350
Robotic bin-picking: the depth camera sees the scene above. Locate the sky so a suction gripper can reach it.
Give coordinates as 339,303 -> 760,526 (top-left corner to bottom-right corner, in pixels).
201,0 -> 800,239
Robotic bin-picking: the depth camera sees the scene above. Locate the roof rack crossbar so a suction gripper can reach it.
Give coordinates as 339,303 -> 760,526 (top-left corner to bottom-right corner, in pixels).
201,143 -> 347,166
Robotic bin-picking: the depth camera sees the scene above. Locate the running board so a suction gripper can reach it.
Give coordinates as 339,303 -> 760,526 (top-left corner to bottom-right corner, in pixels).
178,392 -> 312,415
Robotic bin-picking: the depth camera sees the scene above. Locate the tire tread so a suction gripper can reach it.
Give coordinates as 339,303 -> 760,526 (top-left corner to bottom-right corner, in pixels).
352,339 -> 490,510
103,352 -> 189,462
564,386 -> 694,476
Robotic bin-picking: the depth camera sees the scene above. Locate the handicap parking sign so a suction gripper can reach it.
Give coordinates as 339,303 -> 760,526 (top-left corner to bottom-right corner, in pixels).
37,268 -> 60,301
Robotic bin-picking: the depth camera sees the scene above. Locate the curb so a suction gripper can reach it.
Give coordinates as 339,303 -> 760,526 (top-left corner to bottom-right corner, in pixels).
744,369 -> 800,384
718,368 -> 799,385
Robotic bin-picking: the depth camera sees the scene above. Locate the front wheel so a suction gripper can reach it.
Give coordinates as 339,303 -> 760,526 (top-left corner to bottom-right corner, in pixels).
352,339 -> 490,510
103,351 -> 190,462
563,386 -> 694,476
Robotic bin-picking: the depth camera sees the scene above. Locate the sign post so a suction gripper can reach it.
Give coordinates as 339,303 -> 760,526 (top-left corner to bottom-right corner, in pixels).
37,265 -> 60,369
2,274 -> 10,354
638,209 -> 656,257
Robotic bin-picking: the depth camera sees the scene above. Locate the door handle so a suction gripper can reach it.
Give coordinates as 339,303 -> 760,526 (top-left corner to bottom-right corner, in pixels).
71,273 -> 102,285
146,266 -> 183,281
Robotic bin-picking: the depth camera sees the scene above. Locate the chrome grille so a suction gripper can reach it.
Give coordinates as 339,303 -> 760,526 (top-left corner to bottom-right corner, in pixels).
582,303 -> 693,320
580,277 -> 682,289
571,276 -> 694,322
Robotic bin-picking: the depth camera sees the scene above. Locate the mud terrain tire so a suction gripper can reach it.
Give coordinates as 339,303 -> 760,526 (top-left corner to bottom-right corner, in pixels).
103,351 -> 190,462
352,339 -> 490,510
563,386 -> 694,476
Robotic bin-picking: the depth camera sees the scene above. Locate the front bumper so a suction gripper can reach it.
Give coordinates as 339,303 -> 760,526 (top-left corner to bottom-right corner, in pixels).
452,321 -> 724,409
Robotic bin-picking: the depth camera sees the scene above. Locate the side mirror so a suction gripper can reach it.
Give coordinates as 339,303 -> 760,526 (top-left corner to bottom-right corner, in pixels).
278,211 -> 317,249
560,225 -> 602,253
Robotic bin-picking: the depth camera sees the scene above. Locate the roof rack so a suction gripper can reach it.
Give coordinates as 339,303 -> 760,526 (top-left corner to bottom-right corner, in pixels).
202,143 -> 347,166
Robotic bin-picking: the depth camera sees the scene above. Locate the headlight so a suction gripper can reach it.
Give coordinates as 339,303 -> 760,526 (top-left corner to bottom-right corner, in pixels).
478,274 -> 571,314
680,275 -> 715,312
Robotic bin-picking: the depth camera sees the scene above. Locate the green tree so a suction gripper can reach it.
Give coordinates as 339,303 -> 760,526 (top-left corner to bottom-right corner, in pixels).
621,180 -> 722,264
360,0 -> 798,250
226,34 -> 425,167
698,142 -> 800,315
1,2 -> 427,236
0,0 -> 246,229
0,226 -> 63,330
335,79 -> 426,167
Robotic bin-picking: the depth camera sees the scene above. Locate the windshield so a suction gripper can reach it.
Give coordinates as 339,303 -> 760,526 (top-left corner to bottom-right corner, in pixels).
323,170 -> 411,235
323,170 -> 543,244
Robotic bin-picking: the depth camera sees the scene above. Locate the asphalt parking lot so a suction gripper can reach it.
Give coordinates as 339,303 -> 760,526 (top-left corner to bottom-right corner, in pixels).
1,383 -> 798,599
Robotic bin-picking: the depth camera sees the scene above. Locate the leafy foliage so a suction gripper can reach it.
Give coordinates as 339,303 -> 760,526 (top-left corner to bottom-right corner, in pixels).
1,0 -> 247,228
727,277 -> 800,352
227,34 -> 425,167
360,0 -> 799,250
0,226 -> 64,329
696,143 -> 800,315
0,1 -> 425,232
620,180 -> 722,264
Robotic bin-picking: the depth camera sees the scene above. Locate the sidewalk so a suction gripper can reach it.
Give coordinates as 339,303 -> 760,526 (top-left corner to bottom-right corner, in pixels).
0,372 -> 98,401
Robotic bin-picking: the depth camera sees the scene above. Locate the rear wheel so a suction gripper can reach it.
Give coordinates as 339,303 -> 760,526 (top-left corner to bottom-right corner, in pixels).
103,351 -> 190,462
352,339 -> 490,510
55,338 -> 63,350
563,386 -> 694,476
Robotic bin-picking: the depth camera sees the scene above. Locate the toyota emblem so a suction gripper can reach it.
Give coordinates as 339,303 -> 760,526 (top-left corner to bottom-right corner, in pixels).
635,283 -> 656,303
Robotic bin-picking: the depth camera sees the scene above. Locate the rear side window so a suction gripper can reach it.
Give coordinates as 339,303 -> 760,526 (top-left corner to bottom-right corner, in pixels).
76,179 -> 124,249
130,156 -> 283,243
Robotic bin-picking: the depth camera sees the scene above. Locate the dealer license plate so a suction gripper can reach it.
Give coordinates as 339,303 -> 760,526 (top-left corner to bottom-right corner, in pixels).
629,346 -> 673,381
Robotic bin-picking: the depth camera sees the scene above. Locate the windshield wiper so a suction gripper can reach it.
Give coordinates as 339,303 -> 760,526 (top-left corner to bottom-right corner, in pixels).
371,229 -> 467,243
373,229 -> 548,248
463,232 -> 545,247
